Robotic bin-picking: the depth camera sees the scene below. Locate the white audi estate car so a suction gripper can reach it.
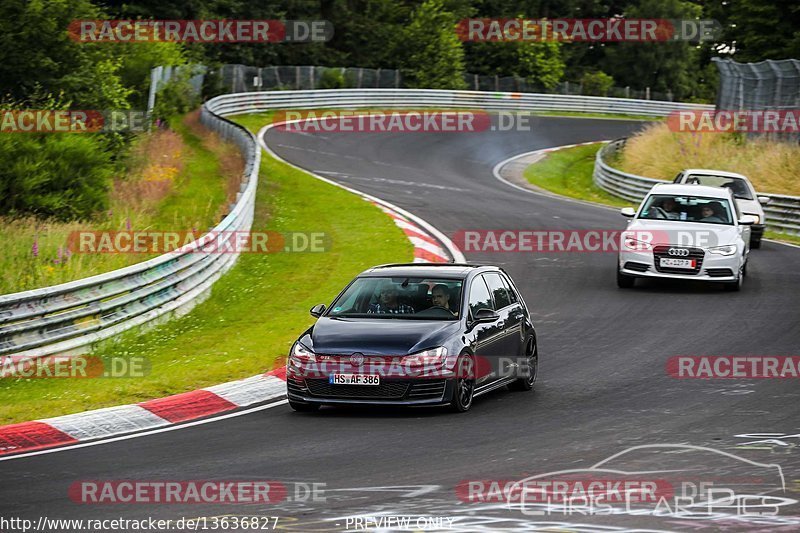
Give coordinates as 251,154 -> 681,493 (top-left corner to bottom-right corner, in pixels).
672,169 -> 770,248
617,183 -> 755,291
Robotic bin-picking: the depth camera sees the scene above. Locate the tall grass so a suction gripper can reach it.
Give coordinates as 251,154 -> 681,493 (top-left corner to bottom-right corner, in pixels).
619,123 -> 800,196
0,112 -> 240,294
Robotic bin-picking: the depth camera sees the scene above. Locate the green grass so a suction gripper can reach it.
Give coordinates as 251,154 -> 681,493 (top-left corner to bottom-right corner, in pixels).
0,116 -> 228,294
150,116 -> 228,229
0,112 -> 412,425
765,230 -> 800,246
532,111 -> 657,121
523,143 -> 633,208
524,143 -> 800,247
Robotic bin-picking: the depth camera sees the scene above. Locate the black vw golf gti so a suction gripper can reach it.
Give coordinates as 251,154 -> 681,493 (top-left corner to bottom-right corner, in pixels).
286,263 -> 538,412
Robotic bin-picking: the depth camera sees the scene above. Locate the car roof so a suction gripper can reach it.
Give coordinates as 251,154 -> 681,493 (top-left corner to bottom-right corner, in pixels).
649,183 -> 735,199
682,168 -> 749,180
360,263 -> 497,279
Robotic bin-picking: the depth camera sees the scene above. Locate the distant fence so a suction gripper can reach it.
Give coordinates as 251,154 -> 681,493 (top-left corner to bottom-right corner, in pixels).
219,64 -> 678,101
147,63 -> 679,104
713,57 -> 800,141
594,139 -> 800,235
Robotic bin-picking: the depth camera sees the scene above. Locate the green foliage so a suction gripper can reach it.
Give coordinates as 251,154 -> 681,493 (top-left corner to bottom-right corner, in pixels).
581,71 -> 614,96
318,68 -> 348,89
0,134 -> 113,220
467,40 -> 564,90
706,0 -> 800,62
398,0 -> 467,90
152,69 -> 202,122
602,0 -> 703,101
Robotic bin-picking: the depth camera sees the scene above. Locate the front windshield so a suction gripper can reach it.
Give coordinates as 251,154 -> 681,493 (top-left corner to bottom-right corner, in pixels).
684,175 -> 754,200
639,195 -> 734,225
327,276 -> 463,319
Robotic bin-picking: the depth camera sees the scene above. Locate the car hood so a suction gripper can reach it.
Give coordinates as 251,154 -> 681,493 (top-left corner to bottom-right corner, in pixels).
735,198 -> 764,218
305,317 -> 460,355
625,220 -> 741,247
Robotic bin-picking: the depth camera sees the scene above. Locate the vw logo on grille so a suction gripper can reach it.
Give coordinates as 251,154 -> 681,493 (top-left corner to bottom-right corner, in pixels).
350,353 -> 364,366
668,248 -> 690,256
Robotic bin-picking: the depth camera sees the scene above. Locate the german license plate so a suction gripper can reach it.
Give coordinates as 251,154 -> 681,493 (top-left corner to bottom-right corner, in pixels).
660,257 -> 695,268
329,374 -> 380,386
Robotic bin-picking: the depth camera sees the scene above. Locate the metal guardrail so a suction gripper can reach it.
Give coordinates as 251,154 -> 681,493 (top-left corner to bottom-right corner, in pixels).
0,108 -> 260,361
207,88 -> 712,117
593,139 -> 800,235
0,88 -> 717,361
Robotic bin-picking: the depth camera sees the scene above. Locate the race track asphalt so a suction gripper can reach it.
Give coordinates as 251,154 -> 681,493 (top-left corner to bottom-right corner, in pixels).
3,115 -> 799,532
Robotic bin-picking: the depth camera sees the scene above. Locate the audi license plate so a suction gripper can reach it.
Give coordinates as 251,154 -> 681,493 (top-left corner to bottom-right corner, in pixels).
660,257 -> 695,269
329,374 -> 380,386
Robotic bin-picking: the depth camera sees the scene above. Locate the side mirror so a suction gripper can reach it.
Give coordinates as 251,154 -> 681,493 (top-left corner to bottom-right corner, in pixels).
473,308 -> 500,324
310,304 -> 326,318
620,207 -> 636,218
758,196 -> 771,206
738,215 -> 757,226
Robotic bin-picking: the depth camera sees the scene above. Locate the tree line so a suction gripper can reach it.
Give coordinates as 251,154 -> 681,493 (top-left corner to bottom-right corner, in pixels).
0,0 -> 796,221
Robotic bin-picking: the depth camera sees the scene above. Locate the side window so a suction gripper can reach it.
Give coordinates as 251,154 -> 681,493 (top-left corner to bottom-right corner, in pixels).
468,276 -> 493,317
673,172 -> 684,183
499,273 -> 518,304
484,272 -> 511,309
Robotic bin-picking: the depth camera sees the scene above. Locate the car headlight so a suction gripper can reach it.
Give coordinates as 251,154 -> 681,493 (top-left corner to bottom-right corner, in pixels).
708,245 -> 737,256
289,342 -> 316,367
623,237 -> 652,251
746,214 -> 760,224
404,347 -> 447,368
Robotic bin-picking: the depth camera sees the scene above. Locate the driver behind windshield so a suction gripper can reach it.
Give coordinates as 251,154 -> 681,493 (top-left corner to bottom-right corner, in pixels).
430,284 -> 456,315
368,282 -> 415,314
649,197 -> 681,219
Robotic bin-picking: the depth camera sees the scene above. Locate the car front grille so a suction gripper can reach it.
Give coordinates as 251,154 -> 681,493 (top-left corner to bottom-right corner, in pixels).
305,379 -> 411,399
653,246 -> 704,275
408,380 -> 447,400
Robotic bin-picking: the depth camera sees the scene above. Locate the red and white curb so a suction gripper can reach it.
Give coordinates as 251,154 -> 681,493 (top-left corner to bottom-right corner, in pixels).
372,203 -> 450,263
0,369 -> 288,457
0,131 -> 461,457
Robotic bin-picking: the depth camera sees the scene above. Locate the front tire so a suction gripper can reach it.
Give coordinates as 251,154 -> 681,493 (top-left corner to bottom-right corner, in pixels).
723,265 -> 744,292
617,270 -> 635,288
450,354 -> 475,412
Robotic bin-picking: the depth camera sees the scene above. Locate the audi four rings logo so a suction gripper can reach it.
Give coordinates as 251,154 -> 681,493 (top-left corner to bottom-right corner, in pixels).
668,248 -> 690,256
350,353 -> 364,366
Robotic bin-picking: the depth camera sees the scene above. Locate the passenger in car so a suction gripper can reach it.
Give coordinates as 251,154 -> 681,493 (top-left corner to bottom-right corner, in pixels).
700,202 -> 725,223
368,283 -> 415,314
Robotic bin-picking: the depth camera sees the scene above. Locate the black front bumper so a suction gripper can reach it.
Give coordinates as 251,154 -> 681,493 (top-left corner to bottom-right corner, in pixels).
287,376 -> 454,406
